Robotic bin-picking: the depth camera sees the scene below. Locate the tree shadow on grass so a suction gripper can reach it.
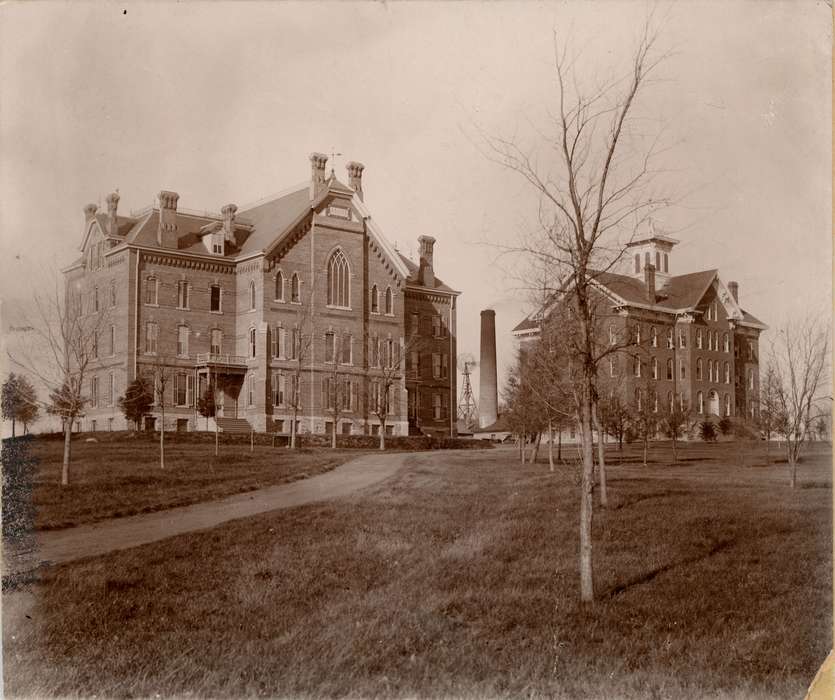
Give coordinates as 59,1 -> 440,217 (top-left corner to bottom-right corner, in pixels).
607,538 -> 736,598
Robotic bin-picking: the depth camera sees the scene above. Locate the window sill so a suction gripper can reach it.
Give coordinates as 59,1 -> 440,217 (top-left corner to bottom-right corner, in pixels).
210,310 -> 223,315
326,305 -> 352,312
145,303 -> 159,308
274,298 -> 285,304
177,306 -> 190,312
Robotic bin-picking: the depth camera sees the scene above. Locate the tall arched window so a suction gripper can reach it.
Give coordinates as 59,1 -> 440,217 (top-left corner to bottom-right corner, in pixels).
249,327 -> 257,358
385,287 -> 393,315
652,356 -> 658,379
663,253 -> 669,272
724,394 -> 731,416
697,391 -> 704,414
696,358 -> 703,381
635,388 -> 642,411
275,271 -> 284,301
249,281 -> 256,310
666,358 -> 673,380
724,362 -> 730,384
291,273 -> 300,303
327,249 -> 350,307
370,284 -> 379,313
723,332 -> 729,353
707,359 -> 713,382
644,251 -> 650,269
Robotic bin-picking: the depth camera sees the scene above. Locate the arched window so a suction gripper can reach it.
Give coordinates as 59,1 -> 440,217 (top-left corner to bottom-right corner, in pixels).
663,253 -> 669,273
110,281 -> 117,307
609,325 -> 616,345
327,249 -> 350,307
666,358 -> 673,380
145,277 -> 158,305
652,391 -> 658,413
644,251 -> 650,269
275,271 -> 284,301
651,326 -> 657,347
723,332 -> 729,353
697,329 -> 703,349
724,394 -> 731,416
370,284 -> 379,313
666,328 -> 674,349
652,356 -> 658,379
385,287 -> 393,315
249,281 -> 256,310
696,358 -> 703,381
635,388 -> 642,411
655,251 -> 661,270
249,327 -> 257,358
94,286 -> 99,312
724,362 -> 730,384
291,273 -> 300,303
634,254 -> 640,273
697,391 -> 704,414
667,391 -> 674,413
707,359 -> 713,382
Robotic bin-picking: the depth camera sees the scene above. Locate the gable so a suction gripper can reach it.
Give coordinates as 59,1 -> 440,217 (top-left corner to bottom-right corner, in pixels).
79,219 -> 104,252
694,278 -> 744,323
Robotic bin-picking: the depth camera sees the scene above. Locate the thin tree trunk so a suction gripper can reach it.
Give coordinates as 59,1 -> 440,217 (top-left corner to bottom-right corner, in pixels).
160,409 -> 165,469
558,428 -> 562,461
643,435 -> 648,467
332,418 -> 337,449
215,420 -> 219,456
548,420 -> 555,472
61,419 -> 72,486
532,431 -> 542,464
12,419 -> 16,438
579,397 -> 595,603
379,422 -> 386,450
592,404 -> 607,508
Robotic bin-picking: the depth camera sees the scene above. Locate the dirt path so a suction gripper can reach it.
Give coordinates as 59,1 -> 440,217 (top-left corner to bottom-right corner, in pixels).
3,451 -> 415,576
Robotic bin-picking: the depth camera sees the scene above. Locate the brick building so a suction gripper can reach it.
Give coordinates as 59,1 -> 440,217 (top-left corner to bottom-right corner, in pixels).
512,229 -> 766,435
63,153 -> 459,437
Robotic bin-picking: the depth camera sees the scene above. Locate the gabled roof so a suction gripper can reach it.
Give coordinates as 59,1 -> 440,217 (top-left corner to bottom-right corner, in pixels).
397,253 -> 458,294
236,184 -> 312,256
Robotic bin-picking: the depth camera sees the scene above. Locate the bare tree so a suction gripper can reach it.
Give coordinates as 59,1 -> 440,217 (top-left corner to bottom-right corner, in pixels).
147,354 -> 173,469
9,275 -> 110,485
481,21 -> 671,601
323,333 -> 355,448
286,294 -> 314,450
662,393 -> 691,464
631,379 -> 660,467
766,316 -> 830,488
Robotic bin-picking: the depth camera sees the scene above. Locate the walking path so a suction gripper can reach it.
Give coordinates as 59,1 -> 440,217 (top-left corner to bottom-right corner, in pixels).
4,451 -> 414,576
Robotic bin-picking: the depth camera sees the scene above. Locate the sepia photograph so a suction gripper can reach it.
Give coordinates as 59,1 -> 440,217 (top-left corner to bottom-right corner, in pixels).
0,1 -> 832,698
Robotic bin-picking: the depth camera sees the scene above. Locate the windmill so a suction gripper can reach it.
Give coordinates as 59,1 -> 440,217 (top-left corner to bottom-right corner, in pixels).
457,353 -> 479,431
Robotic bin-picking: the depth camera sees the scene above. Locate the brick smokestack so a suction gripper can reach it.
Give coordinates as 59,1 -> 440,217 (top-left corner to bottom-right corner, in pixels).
346,161 -> 365,202
157,190 -> 179,249
728,281 -> 739,303
309,152 -> 328,200
418,235 -> 436,288
479,309 -> 498,429
83,203 -> 98,223
644,263 -> 656,303
105,191 -> 120,235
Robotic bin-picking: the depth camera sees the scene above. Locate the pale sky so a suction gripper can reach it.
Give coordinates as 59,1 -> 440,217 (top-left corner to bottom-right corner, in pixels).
0,1 -> 831,409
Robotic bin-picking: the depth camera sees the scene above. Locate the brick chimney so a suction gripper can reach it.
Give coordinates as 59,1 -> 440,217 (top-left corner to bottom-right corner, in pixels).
418,235 -> 436,288
105,191 -> 120,235
644,263 -> 656,303
83,203 -> 98,223
221,203 -> 237,243
346,161 -> 365,201
157,190 -> 180,249
309,152 -> 328,200
728,281 -> 739,303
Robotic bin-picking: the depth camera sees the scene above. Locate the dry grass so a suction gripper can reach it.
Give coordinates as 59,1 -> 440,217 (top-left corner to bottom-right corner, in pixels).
5,435 -> 372,530
3,443 -> 831,698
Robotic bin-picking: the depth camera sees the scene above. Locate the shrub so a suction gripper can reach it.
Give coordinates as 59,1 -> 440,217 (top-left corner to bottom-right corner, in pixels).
699,421 -> 718,442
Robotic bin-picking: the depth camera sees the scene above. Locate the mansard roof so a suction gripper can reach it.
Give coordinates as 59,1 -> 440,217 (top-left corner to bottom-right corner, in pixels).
512,267 -> 766,333
236,184 -> 313,256
397,252 -> 458,295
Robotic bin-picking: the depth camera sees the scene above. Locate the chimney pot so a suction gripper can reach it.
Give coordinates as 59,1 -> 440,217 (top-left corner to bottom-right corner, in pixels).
221,203 -> 238,243
83,203 -> 98,222
309,152 -> 328,200
644,263 -> 656,303
346,161 -> 365,201
105,192 -> 120,235
728,281 -> 739,303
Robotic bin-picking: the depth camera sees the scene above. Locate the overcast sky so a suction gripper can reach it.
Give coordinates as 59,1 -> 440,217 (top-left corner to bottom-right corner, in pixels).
0,1 -> 830,408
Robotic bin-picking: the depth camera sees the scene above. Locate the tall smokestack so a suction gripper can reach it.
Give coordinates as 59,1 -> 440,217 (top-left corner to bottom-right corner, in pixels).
479,309 -> 498,428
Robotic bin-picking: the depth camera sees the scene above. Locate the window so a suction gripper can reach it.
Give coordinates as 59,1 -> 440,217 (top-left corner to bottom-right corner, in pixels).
291,274 -> 300,303
370,335 -> 379,367
707,359 -> 713,382
410,351 -> 420,379
696,329 -> 703,349
94,286 -> 99,312
749,369 -> 755,390
680,394 -> 687,411
275,271 -> 284,301
652,391 -> 658,413
279,327 -> 287,359
145,322 -> 158,354
724,362 -> 730,384
177,281 -> 189,309
110,281 -> 117,307
272,372 -> 285,406
385,287 -> 393,315
210,329 -> 222,355
411,313 -> 419,335
633,356 -> 641,378
108,324 -> 115,356
724,394 -> 731,417
145,277 -> 158,305
655,251 -> 661,270
666,328 -> 674,349
341,333 -> 352,364
291,328 -> 300,360
696,358 -> 703,381
633,325 -> 641,345
652,356 -> 658,379
210,285 -> 221,312
271,326 -> 279,359
697,391 -> 704,414
651,327 -> 657,348
249,281 -> 256,311
433,393 -> 442,420
634,254 -> 641,273
433,315 -> 442,338
90,376 -> 98,408
442,354 -> 449,379
385,339 -> 397,369
248,374 -> 255,407
107,372 -> 114,407
609,325 -> 617,346
609,357 -> 616,377
433,353 -> 442,379
177,325 -> 189,357
635,388 -> 642,412
723,333 -> 729,353
747,341 -> 754,361
174,373 -> 194,407
644,251 -> 650,269
666,358 -> 673,380
667,391 -> 674,413
678,328 -> 686,349
371,284 -> 379,313
325,332 -> 336,363
663,253 -> 669,273
680,360 -> 686,380
327,249 -> 350,307
91,332 -> 98,359
249,327 -> 257,358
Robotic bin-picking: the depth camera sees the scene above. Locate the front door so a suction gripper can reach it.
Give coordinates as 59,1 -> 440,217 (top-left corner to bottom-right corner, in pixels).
708,391 -> 719,416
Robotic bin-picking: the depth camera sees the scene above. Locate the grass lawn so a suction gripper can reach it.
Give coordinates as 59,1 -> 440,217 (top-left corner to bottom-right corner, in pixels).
6,435 -> 374,530
4,442 -> 831,698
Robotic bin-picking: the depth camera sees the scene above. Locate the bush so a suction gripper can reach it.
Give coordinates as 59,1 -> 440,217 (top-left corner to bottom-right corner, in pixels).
699,421 -> 718,442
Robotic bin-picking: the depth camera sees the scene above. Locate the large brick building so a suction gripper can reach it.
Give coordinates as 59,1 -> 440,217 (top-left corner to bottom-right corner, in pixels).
63,153 -> 459,437
512,228 -> 766,431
